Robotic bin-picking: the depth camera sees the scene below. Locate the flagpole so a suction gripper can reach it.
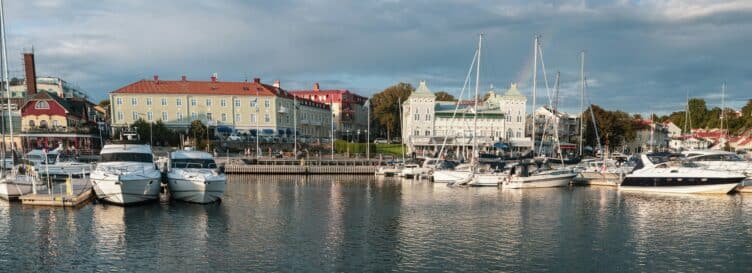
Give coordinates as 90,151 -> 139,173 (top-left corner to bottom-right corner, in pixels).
255,89 -> 259,158
366,100 -> 370,160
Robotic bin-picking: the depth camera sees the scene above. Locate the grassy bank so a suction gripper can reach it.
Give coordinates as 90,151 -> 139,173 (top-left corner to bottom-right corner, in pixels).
334,140 -> 405,156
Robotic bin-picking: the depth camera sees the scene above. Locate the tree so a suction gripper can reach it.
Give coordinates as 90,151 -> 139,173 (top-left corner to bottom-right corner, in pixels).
98,99 -> 110,108
434,91 -> 456,101
130,118 -> 149,144
371,82 -> 414,141
189,120 -> 208,148
582,104 -> 636,152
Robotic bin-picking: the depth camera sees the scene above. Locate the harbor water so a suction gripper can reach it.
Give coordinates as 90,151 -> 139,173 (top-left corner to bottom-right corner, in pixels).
1,175 -> 752,272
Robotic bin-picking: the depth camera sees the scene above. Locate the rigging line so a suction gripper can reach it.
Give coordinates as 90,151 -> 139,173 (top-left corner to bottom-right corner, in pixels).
584,77 -> 602,155
535,40 -> 558,156
437,48 -> 478,162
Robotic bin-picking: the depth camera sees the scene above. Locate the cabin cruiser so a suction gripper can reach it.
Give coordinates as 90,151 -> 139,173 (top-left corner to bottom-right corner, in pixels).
375,162 -> 402,177
432,163 -> 474,184
25,149 -> 92,180
682,150 -> 752,177
398,158 -> 438,179
502,160 -> 576,189
167,150 -> 226,203
91,144 -> 162,205
574,158 -> 633,186
620,153 -> 745,194
467,164 -> 507,187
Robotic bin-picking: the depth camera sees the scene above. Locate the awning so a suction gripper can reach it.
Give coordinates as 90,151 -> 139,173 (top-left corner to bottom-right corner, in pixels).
493,142 -> 509,149
250,129 -> 257,136
261,129 -> 275,135
216,126 -> 233,133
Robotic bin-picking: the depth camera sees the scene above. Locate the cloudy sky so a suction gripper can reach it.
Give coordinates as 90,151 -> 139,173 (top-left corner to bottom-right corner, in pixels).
5,0 -> 752,114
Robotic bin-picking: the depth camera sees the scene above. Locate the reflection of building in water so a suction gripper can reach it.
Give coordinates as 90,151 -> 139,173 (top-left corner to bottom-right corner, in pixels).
92,206 -> 126,260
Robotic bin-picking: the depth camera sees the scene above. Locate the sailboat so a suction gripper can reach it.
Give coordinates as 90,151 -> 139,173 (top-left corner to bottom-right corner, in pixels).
0,0 -> 42,200
501,35 -> 575,189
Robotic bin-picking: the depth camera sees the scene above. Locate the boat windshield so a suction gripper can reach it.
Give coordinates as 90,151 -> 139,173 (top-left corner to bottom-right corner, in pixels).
100,153 -> 153,163
172,159 -> 217,169
695,154 -> 744,161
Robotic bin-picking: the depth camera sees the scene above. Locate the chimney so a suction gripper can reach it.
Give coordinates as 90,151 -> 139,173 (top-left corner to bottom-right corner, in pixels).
23,52 -> 38,95
153,75 -> 159,83
273,80 -> 280,88
181,75 -> 186,81
313,83 -> 320,92
253,77 -> 261,84
211,72 -> 218,82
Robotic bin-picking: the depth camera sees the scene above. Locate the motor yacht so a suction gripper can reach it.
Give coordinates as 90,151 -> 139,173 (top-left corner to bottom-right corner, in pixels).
575,158 -> 633,186
432,163 -> 474,184
166,150 -> 227,203
90,144 -> 162,205
620,153 -> 745,194
502,160 -> 576,189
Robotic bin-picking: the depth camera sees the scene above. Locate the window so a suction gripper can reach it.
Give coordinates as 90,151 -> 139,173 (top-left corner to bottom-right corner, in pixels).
264,99 -> 270,108
206,99 -> 212,107
234,99 -> 240,107
35,101 -> 49,109
191,112 -> 197,120
147,112 -> 153,121
191,98 -> 197,106
116,98 -> 123,105
250,98 -> 257,107
28,120 -> 35,127
161,97 -> 167,106
52,120 -> 60,127
146,97 -> 153,106
176,98 -> 183,106
132,112 -> 139,121
425,130 -> 431,136
250,114 -> 256,123
39,120 -> 48,128
206,113 -> 213,121
162,112 -> 168,121
235,113 -> 241,122
264,114 -> 270,123
414,113 -> 419,121
414,130 -> 420,136
516,132 -> 521,138
425,114 -> 431,121
220,99 -> 227,107
117,111 -> 124,121
177,112 -> 183,122
131,98 -> 137,105
221,113 -> 227,122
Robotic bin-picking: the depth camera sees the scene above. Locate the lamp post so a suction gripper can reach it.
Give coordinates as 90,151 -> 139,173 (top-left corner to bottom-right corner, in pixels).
331,113 -> 335,160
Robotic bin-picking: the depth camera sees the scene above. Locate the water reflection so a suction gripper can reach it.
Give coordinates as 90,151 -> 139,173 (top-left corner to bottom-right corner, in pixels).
0,176 -> 751,272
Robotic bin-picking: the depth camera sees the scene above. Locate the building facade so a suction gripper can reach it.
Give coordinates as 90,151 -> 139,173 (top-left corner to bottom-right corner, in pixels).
109,76 -> 332,138
527,106 -> 581,155
290,83 -> 368,139
19,91 -> 103,152
401,81 -> 530,156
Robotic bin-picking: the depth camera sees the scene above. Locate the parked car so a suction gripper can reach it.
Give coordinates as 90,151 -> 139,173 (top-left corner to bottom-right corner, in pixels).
227,134 -> 242,141
374,138 -> 388,144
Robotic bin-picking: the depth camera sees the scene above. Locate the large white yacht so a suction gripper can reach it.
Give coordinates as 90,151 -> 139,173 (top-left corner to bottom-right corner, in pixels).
620,153 -> 745,194
574,158 -> 633,186
166,149 -> 226,203
91,144 -> 162,205
682,150 -> 752,177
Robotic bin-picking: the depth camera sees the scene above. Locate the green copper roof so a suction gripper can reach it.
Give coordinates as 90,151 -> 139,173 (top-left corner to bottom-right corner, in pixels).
503,83 -> 525,98
410,80 -> 435,99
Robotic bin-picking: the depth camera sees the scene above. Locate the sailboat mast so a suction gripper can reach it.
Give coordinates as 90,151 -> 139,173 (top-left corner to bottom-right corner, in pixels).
721,82 -> 726,139
531,35 -> 538,155
578,51 -> 585,156
472,34 -> 482,162
0,0 -> 12,153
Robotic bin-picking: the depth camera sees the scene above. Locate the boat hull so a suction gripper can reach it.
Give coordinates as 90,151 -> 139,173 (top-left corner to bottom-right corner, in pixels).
620,183 -> 739,194
432,170 -> 473,184
504,173 -> 576,189
469,174 -> 502,187
92,177 -> 161,205
576,172 -> 623,186
0,176 -> 40,200
168,178 -> 226,203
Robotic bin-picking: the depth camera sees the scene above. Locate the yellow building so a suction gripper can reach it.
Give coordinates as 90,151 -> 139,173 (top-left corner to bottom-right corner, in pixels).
110,76 -> 332,138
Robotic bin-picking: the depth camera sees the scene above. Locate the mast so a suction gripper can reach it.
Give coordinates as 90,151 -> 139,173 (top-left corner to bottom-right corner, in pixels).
398,96 -> 404,163
683,92 -> 690,134
531,35 -> 539,155
0,0 -> 12,154
293,95 -> 297,157
721,82 -> 726,142
578,51 -> 585,156
472,33 -> 482,163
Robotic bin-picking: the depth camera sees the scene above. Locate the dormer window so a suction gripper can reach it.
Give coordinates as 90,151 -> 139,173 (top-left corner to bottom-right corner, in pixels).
35,101 -> 50,109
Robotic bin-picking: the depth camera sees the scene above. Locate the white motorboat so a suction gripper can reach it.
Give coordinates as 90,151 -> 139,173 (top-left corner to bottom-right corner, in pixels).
502,160 -> 576,189
90,144 -> 162,205
575,158 -> 632,186
398,158 -> 438,179
432,163 -> 474,184
682,150 -> 752,177
375,163 -> 402,177
0,163 -> 43,200
468,172 -> 503,187
167,150 -> 226,203
620,153 -> 745,194
23,149 -> 92,180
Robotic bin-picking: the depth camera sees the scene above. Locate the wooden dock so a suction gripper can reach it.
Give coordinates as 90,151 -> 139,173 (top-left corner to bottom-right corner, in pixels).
19,179 -> 94,208
225,164 -> 377,174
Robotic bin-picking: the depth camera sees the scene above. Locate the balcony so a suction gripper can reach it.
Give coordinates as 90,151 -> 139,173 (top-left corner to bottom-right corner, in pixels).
24,126 -> 96,134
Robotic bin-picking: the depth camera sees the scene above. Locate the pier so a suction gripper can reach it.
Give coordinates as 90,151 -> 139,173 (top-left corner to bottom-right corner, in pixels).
19,178 -> 94,208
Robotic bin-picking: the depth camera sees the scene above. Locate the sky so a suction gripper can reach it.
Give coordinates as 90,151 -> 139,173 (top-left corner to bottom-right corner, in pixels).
5,0 -> 752,115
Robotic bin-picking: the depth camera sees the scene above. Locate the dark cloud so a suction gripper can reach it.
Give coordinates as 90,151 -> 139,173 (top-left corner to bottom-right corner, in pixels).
4,0 -> 751,113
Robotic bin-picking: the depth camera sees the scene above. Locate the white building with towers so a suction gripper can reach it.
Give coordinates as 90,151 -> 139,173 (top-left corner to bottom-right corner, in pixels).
401,80 -> 530,156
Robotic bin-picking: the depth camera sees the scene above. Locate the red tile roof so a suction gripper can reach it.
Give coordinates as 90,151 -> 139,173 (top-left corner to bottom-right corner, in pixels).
111,78 -> 329,109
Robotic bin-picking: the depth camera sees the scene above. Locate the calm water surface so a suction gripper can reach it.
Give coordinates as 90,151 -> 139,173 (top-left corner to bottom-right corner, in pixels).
1,176 -> 752,272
